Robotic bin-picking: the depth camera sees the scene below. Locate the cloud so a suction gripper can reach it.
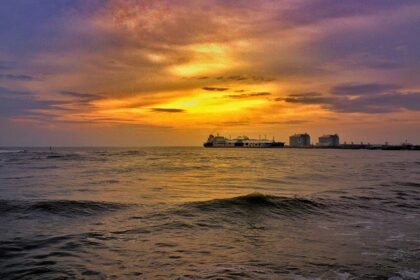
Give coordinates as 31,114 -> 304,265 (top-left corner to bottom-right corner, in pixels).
362,60 -> 403,70
0,60 -> 15,70
276,0 -> 418,27
59,91 -> 102,100
0,74 -> 33,80
0,96 -> 62,117
277,92 -> 333,104
207,119 -> 310,126
1,0 -> 420,143
12,113 -> 173,128
331,92 -> 420,113
150,108 -> 185,113
331,54 -> 404,70
228,92 -> 271,99
212,75 -> 274,82
0,86 -> 32,96
227,75 -> 247,81
331,83 -> 401,96
288,92 -> 323,98
281,89 -> 420,113
202,87 -> 229,91
260,120 -> 310,125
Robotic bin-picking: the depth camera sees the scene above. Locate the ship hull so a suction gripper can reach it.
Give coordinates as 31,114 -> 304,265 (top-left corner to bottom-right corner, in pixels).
203,143 -> 284,148
203,134 -> 284,148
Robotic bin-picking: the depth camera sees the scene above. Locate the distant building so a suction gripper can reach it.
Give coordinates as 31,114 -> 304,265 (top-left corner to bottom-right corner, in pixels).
318,134 -> 339,147
289,133 -> 311,147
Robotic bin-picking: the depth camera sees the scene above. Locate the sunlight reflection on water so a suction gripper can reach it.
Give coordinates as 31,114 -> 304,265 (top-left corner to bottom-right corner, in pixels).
0,147 -> 419,279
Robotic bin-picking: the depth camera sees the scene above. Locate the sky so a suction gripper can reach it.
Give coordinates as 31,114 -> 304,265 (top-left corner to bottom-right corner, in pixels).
0,0 -> 419,146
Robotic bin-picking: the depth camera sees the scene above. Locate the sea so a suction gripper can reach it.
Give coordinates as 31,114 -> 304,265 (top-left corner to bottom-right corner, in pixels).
0,147 -> 419,279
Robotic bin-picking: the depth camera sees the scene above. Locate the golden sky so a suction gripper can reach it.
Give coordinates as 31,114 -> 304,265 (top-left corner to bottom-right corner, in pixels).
1,0 -> 420,145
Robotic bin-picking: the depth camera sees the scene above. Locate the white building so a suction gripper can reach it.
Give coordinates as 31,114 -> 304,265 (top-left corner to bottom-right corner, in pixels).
289,133 -> 311,147
317,134 -> 339,147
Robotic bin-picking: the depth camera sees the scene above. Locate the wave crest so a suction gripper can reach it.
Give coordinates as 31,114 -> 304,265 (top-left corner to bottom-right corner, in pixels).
0,199 -> 127,217
185,193 -> 324,216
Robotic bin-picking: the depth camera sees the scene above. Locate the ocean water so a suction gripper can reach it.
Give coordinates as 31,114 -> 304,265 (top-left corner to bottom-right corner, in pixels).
0,147 -> 419,279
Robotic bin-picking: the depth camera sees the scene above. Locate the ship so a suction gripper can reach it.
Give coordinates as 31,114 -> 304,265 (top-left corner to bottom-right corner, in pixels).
203,134 -> 284,148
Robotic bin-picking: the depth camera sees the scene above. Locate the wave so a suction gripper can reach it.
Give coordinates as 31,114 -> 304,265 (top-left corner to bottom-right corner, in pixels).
395,181 -> 420,188
0,149 -> 26,154
118,150 -> 147,156
94,150 -> 146,157
183,193 -> 324,216
45,152 -> 84,160
0,199 -> 127,217
0,232 -> 113,278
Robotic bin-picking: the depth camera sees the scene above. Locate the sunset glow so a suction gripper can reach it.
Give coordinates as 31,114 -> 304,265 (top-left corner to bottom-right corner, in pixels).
1,1 -> 419,146
1,3 -> 420,277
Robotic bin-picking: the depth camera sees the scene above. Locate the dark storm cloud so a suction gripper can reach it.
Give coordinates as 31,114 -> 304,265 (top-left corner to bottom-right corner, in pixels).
150,108 -> 185,113
0,74 -> 33,80
331,83 -> 401,96
202,87 -> 229,91
228,92 -> 271,99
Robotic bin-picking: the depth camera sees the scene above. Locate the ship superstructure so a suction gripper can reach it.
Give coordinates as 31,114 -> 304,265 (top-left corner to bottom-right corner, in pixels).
203,134 -> 284,148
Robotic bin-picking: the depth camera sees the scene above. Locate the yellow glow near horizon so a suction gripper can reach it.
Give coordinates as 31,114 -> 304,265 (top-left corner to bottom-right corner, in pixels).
169,43 -> 234,76
82,87 -> 273,127
161,93 -> 268,114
